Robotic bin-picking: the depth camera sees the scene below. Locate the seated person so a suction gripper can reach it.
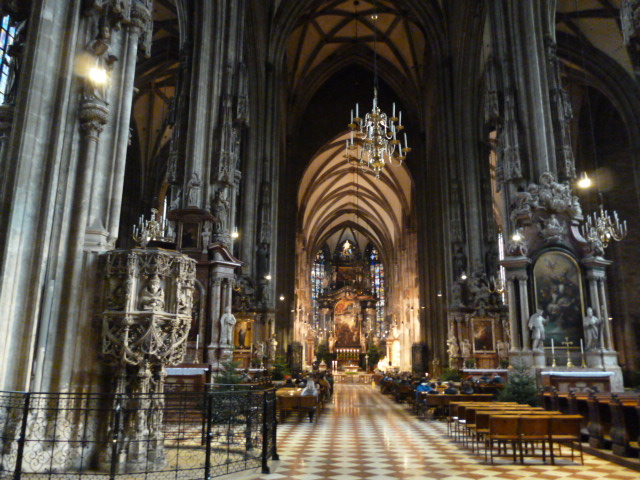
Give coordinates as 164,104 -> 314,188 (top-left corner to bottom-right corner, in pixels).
491,374 -> 504,384
444,382 -> 459,394
415,379 -> 433,402
427,382 -> 440,394
301,378 -> 317,396
282,376 -> 295,388
460,381 -> 475,394
479,375 -> 491,383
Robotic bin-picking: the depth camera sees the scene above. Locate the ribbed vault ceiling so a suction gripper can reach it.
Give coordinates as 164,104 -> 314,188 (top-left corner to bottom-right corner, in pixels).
556,0 -> 631,74
286,0 -> 426,94
298,131 -> 413,265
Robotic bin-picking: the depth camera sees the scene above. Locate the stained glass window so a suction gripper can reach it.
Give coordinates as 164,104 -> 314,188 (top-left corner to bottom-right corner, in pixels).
368,246 -> 385,334
0,16 -> 17,104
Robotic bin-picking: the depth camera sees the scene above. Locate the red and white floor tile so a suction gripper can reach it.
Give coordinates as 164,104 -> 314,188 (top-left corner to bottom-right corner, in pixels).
246,384 -> 638,480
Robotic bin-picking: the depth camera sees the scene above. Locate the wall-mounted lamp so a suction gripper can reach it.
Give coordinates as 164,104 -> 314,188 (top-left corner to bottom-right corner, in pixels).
231,226 -> 239,239
265,274 -> 272,281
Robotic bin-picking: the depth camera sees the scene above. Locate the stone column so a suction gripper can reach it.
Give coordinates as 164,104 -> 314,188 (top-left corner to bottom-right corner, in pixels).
207,278 -> 222,362
518,273 -> 531,350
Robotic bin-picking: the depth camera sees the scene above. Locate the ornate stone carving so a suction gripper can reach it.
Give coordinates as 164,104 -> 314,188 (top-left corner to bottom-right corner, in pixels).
186,172 -> 201,207
496,89 -> 523,187
511,171 -> 581,221
211,186 -> 230,236
100,248 -> 196,471
84,0 -> 154,57
540,213 -> 566,243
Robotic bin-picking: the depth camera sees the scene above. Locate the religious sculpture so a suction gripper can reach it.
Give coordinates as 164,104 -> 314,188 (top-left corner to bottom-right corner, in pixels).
186,172 -> 201,207
496,340 -> 509,360
446,334 -> 459,358
268,334 -> 278,359
583,306 -> 601,351
460,338 -> 472,360
528,309 -> 547,351
219,306 -> 236,346
211,187 -> 230,234
139,274 -> 165,311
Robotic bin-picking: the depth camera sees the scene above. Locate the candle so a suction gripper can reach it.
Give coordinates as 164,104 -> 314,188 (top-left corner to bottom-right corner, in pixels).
399,111 -> 402,125
356,103 -> 359,119
551,338 -> 554,355
580,338 -> 584,354
393,102 -> 396,118
404,132 -> 408,149
351,109 -> 353,124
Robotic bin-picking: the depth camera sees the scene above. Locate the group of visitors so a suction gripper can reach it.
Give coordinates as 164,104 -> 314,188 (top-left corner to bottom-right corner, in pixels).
379,370 -> 505,405
280,372 -> 334,401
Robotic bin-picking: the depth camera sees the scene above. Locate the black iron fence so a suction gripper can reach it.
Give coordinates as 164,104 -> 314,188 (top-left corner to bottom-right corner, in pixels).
0,387 -> 278,480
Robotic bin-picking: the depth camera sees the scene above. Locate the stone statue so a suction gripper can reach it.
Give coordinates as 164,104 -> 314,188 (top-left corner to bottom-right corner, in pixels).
447,334 -> 459,358
497,340 -> 509,360
460,339 -> 472,360
528,309 -> 547,351
268,334 -> 278,359
254,341 -> 266,359
328,333 -> 336,352
583,306 -> 601,351
186,172 -> 201,207
219,306 -> 236,345
212,187 -> 229,234
139,274 -> 165,311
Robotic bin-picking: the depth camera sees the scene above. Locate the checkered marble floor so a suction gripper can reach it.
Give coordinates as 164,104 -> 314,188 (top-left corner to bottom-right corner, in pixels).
244,384 -> 639,480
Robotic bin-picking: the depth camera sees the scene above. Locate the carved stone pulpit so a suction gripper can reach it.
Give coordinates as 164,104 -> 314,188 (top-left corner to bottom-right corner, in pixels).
100,248 -> 196,472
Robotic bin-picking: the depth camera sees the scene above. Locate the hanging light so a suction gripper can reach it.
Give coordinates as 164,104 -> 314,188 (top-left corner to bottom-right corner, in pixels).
132,208 -> 168,248
580,197 -> 627,249
344,10 -> 410,178
577,171 -> 592,189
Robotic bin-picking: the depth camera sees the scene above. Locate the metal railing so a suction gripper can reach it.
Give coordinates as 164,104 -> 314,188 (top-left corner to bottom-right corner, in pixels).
0,387 -> 278,479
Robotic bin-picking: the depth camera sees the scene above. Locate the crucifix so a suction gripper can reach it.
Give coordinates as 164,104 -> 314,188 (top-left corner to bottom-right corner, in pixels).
561,337 -> 574,368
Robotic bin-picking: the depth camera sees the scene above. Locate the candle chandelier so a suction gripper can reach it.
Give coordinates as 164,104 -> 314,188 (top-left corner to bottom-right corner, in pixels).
344,10 -> 410,178
580,197 -> 627,249
132,208 -> 169,248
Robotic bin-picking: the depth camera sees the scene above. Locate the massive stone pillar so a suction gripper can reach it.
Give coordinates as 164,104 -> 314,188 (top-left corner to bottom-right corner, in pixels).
0,0 -> 153,392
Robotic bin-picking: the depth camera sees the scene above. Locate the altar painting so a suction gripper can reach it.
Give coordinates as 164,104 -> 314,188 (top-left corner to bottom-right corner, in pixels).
533,251 -> 584,347
334,298 -> 359,346
472,318 -> 494,352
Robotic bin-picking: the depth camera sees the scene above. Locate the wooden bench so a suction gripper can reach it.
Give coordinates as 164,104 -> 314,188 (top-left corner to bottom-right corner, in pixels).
276,389 -> 320,423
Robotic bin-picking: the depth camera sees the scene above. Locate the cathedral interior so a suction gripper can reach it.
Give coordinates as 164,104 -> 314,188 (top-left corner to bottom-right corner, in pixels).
2,0 -> 640,396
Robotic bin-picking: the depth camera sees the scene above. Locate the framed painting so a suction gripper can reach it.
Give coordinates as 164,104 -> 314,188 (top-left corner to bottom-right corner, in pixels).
472,317 -> 495,352
181,222 -> 200,250
533,250 -> 584,347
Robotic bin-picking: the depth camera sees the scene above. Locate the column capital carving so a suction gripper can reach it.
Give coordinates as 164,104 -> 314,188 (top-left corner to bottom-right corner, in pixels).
79,99 -> 110,136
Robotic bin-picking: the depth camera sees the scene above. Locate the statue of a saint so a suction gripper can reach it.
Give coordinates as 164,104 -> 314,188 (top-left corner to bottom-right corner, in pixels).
496,340 -> 509,360
211,187 -> 230,234
219,306 -> 236,345
460,339 -> 472,359
139,274 -> 164,311
583,306 -> 601,351
447,334 -> 459,358
328,333 -> 337,352
268,334 -> 278,359
528,309 -> 547,351
186,172 -> 201,207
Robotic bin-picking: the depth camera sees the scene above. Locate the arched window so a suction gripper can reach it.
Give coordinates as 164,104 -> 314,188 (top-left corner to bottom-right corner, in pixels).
311,249 -> 325,327
368,245 -> 385,334
0,15 -> 17,104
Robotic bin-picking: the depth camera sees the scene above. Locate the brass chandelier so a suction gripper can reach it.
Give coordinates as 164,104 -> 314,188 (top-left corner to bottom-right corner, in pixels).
344,10 -> 410,178
580,199 -> 627,249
